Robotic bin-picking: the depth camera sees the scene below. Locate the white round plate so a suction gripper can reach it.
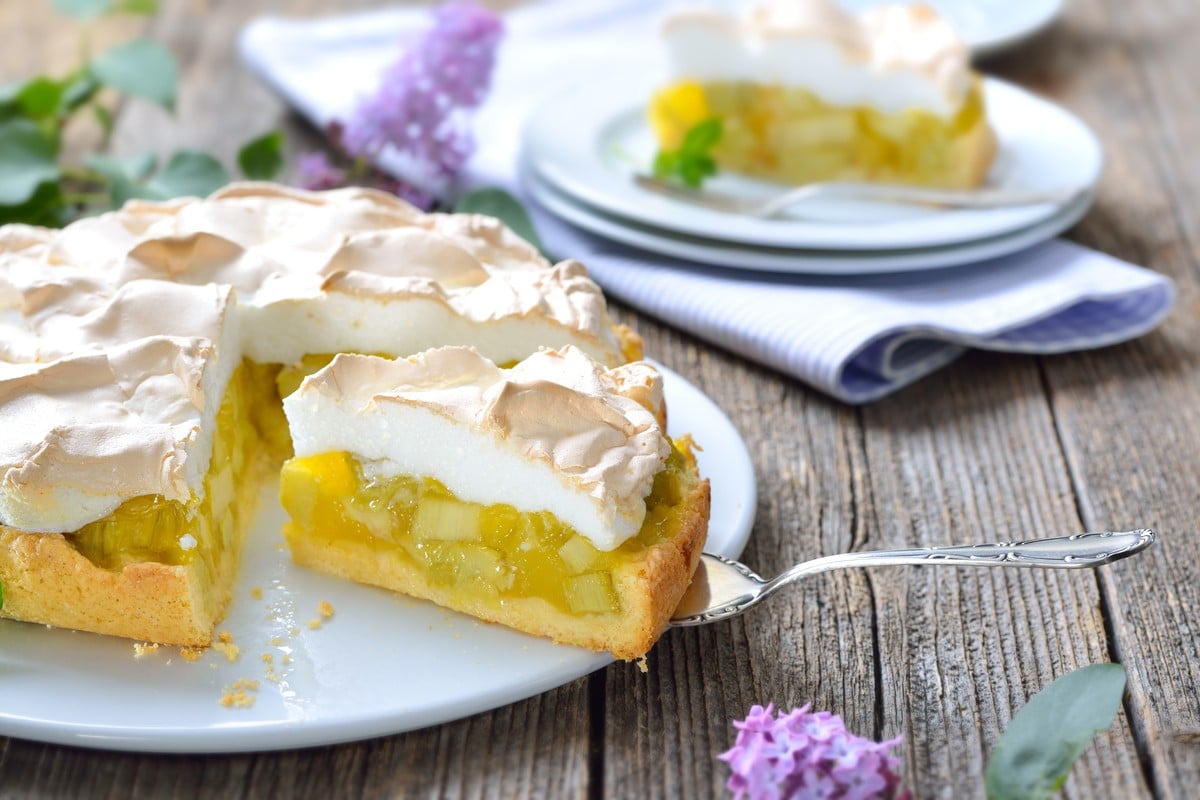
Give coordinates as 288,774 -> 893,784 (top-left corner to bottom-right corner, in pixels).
523,72 -> 1101,251
839,0 -> 1063,57
0,368 -> 755,753
526,166 -> 1094,275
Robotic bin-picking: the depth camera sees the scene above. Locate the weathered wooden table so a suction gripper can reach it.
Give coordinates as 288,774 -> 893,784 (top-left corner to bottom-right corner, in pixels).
2,0 -> 1198,797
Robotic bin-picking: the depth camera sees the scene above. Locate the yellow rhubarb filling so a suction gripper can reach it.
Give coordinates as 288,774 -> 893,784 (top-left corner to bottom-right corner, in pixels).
279,443 -> 697,618
0,360 -> 281,644
66,361 -> 267,586
649,79 -> 995,188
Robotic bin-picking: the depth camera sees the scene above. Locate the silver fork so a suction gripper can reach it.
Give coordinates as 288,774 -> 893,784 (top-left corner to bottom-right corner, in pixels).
670,529 -> 1156,626
633,173 -> 1088,217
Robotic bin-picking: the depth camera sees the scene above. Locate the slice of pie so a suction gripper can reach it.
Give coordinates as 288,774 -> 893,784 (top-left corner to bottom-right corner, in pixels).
649,0 -> 997,188
279,346 -> 710,659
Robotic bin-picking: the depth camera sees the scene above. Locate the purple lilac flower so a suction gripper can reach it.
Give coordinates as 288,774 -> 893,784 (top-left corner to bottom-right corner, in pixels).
341,1 -> 504,182
719,704 -> 908,800
295,151 -> 346,191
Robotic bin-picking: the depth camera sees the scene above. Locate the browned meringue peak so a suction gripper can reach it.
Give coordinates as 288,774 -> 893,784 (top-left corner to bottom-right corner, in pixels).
29,182 -> 621,364
286,346 -> 669,549
0,336 -> 218,532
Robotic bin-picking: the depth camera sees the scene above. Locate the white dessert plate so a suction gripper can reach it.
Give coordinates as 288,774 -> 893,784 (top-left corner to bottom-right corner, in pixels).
838,0 -> 1063,57
526,165 -> 1094,275
522,71 -> 1102,251
0,368 -> 755,754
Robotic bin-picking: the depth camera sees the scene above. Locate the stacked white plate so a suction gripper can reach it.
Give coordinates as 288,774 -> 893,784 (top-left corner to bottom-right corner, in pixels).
521,65 -> 1102,276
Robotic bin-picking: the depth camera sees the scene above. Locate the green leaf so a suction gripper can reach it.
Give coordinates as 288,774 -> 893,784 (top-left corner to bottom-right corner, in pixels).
0,83 -> 26,124
0,119 -> 61,205
86,152 -> 157,206
681,117 -> 723,154
455,188 -> 544,253
985,664 -> 1127,800
87,152 -> 157,183
651,116 -> 723,189
652,150 -> 679,180
53,0 -> 115,19
0,181 -> 66,227
60,73 -> 101,114
91,39 -> 179,111
144,150 -> 229,199
16,77 -> 65,121
237,131 -> 284,181
116,0 -> 158,14
54,0 -> 156,17
92,103 -> 114,136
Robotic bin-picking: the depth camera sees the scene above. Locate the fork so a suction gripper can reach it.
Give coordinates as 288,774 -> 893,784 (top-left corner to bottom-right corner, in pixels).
633,173 -> 1089,217
669,528 -> 1156,626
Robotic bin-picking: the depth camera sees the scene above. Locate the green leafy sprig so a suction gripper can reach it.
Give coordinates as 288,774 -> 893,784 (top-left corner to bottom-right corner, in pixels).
0,0 -> 281,227
986,663 -> 1127,800
652,117 -> 723,188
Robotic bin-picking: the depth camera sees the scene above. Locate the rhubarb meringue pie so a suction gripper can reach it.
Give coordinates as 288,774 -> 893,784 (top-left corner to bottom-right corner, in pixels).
279,347 -> 709,659
649,0 -> 997,188
0,183 -> 670,651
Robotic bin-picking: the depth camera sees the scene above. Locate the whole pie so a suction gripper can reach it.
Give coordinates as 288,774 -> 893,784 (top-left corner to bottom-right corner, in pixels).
0,183 -> 706,658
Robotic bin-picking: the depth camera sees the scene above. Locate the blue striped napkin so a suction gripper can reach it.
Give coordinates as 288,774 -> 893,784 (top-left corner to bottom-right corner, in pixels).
239,0 -> 1174,403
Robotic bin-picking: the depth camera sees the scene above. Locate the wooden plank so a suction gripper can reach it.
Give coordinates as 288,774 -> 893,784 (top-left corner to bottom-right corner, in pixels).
603,318 -> 883,797
861,353 -> 1149,798
1003,0 -> 1200,795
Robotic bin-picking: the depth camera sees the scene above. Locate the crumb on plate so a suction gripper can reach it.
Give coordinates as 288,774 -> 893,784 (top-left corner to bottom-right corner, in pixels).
133,642 -> 159,659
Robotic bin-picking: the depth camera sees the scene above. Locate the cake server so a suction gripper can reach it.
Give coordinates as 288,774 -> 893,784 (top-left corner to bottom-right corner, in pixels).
670,528 -> 1155,626
633,173 -> 1089,216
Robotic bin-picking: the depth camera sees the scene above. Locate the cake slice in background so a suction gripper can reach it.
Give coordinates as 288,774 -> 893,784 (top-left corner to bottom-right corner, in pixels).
649,0 -> 997,188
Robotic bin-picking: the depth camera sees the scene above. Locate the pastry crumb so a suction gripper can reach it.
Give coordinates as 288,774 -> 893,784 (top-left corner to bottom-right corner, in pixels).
219,678 -> 261,709
133,642 -> 159,658
213,630 -> 240,663
318,600 -> 335,619
250,586 -> 263,601
635,655 -> 649,674
270,636 -> 284,646
179,646 -> 204,662
306,618 -> 322,630
261,653 -> 274,664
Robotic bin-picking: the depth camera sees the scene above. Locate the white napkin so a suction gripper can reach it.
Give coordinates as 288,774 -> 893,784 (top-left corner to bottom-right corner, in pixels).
239,0 -> 1174,403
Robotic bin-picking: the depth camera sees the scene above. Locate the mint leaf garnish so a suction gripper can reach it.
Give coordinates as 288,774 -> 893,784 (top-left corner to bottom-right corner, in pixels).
652,117 -> 723,188
985,663 -> 1127,800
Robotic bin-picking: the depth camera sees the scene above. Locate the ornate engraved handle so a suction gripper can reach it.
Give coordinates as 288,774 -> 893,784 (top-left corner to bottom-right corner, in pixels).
762,529 -> 1156,599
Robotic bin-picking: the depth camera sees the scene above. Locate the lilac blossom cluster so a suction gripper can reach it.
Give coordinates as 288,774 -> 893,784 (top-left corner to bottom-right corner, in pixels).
298,1 -> 503,206
719,704 -> 908,800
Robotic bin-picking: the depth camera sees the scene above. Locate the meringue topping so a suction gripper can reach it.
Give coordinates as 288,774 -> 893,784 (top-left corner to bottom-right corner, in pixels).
662,0 -> 972,116
0,183 -> 626,532
284,347 -> 670,551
